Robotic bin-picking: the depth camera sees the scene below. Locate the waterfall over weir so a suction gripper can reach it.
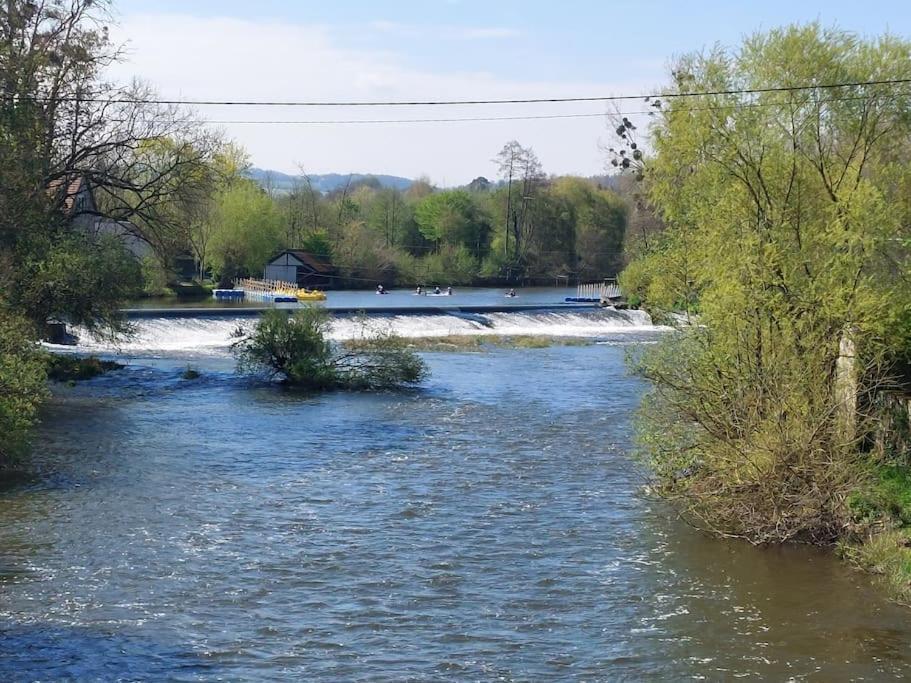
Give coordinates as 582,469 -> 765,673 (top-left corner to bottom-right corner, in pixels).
66,308 -> 665,357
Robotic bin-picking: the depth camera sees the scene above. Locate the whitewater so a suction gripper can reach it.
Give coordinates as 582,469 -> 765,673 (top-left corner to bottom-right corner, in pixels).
64,308 -> 666,358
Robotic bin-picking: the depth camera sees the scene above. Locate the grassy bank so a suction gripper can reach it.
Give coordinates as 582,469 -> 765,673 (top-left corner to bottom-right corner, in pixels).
840,464 -> 911,604
841,529 -> 911,606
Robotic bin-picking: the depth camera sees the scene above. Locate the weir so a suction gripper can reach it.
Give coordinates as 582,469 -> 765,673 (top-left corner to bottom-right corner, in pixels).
70,307 -> 662,356
121,303 -> 601,319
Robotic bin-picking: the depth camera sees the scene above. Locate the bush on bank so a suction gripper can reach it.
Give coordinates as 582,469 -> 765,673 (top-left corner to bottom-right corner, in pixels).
0,315 -> 49,462
232,308 -> 428,390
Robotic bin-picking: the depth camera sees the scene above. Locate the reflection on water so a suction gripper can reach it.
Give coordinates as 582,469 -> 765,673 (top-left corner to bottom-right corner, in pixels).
1,345 -> 910,680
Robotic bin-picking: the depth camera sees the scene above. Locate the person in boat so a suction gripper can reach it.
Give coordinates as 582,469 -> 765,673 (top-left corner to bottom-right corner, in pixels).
376,284 -> 386,294
416,285 -> 423,295
446,286 -> 453,296
434,286 -> 441,295
506,288 -> 517,298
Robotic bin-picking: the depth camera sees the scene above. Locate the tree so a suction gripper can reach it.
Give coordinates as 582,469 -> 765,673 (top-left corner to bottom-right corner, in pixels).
626,24 -> 911,543
186,143 -> 250,281
206,181 -> 283,285
0,314 -> 49,461
551,178 -> 627,281
233,308 -> 428,390
414,190 -> 489,256
467,176 -> 492,192
0,0 -> 217,331
333,220 -> 399,286
495,141 -> 544,270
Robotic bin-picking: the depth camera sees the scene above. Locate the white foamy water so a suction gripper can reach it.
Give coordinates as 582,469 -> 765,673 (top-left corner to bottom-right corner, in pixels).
66,309 -> 665,357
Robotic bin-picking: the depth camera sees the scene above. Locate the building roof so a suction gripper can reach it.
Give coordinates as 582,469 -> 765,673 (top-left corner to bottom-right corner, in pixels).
47,176 -> 93,217
274,249 -> 335,273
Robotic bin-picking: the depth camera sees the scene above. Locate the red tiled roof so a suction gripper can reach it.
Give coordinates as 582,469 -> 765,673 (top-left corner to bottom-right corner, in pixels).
46,176 -> 89,217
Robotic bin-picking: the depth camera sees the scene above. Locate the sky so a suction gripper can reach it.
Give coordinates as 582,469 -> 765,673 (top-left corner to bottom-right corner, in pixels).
109,1 -> 911,185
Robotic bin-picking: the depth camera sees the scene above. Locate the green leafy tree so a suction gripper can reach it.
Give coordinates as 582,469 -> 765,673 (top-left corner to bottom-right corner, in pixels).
0,314 -> 49,461
414,190 -> 490,257
300,229 -> 334,264
626,24 -> 911,543
552,178 -> 627,281
207,180 -> 283,285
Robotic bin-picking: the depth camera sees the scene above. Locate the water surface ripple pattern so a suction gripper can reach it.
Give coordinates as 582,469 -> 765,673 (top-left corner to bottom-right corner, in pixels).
1,346 -> 909,680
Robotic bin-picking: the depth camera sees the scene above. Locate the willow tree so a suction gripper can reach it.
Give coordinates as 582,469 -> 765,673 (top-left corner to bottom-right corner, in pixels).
624,25 -> 911,543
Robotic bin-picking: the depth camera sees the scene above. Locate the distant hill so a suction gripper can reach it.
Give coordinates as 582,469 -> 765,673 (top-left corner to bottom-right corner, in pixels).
246,168 -> 412,194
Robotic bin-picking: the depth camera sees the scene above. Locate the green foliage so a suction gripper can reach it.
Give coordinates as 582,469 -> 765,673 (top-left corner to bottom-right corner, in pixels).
415,245 -> 478,285
272,150 -> 626,285
0,314 -> 48,461
840,529 -> 911,605
46,355 -> 123,382
627,24 -> 911,544
552,178 -> 627,280
206,180 -> 283,284
233,308 -> 428,391
414,190 -> 489,255
13,233 -> 142,337
299,229 -> 333,263
333,221 -> 399,286
140,255 -> 173,296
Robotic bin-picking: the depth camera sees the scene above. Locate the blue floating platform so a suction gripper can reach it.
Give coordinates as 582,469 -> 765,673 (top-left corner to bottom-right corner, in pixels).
213,289 -> 245,299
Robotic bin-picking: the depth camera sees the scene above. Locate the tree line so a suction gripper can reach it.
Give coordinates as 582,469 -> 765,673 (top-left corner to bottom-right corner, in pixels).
142,141 -> 629,291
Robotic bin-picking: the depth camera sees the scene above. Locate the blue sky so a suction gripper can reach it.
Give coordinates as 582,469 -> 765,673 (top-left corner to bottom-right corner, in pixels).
110,1 -> 911,182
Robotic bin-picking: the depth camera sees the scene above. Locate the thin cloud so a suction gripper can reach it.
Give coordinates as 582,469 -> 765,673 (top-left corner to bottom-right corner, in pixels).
369,20 -> 521,40
369,20 -> 404,33
107,13 -> 653,181
458,27 -> 521,40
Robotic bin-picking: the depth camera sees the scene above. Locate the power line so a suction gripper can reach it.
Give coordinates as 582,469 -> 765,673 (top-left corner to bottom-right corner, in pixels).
180,90 -> 911,126
208,112 -> 609,125
20,77 -> 911,108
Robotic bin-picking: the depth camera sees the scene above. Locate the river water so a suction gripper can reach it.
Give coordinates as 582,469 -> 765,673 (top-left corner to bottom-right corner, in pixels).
3,307 -> 911,680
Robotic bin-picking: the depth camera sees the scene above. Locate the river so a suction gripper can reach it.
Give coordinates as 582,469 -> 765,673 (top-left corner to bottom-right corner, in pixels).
2,302 -> 910,680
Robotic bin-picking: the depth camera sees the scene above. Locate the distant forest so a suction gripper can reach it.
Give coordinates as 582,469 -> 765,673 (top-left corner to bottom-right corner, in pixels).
159,140 -> 654,290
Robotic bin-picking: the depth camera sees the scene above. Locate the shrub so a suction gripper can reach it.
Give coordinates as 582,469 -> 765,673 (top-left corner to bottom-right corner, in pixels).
140,255 -> 172,297
46,355 -> 123,382
232,308 -> 428,390
0,314 -> 49,461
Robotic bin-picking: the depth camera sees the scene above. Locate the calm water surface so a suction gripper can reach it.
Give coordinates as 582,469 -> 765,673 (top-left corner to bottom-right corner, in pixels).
2,344 -> 910,680
127,286 -> 578,310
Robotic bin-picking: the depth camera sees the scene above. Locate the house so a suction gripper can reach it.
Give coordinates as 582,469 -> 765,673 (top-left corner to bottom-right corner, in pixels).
264,250 -> 335,288
48,175 -> 152,259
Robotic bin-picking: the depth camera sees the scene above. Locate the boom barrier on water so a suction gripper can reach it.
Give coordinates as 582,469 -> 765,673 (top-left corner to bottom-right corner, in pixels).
212,278 -> 327,303
566,279 -> 622,304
